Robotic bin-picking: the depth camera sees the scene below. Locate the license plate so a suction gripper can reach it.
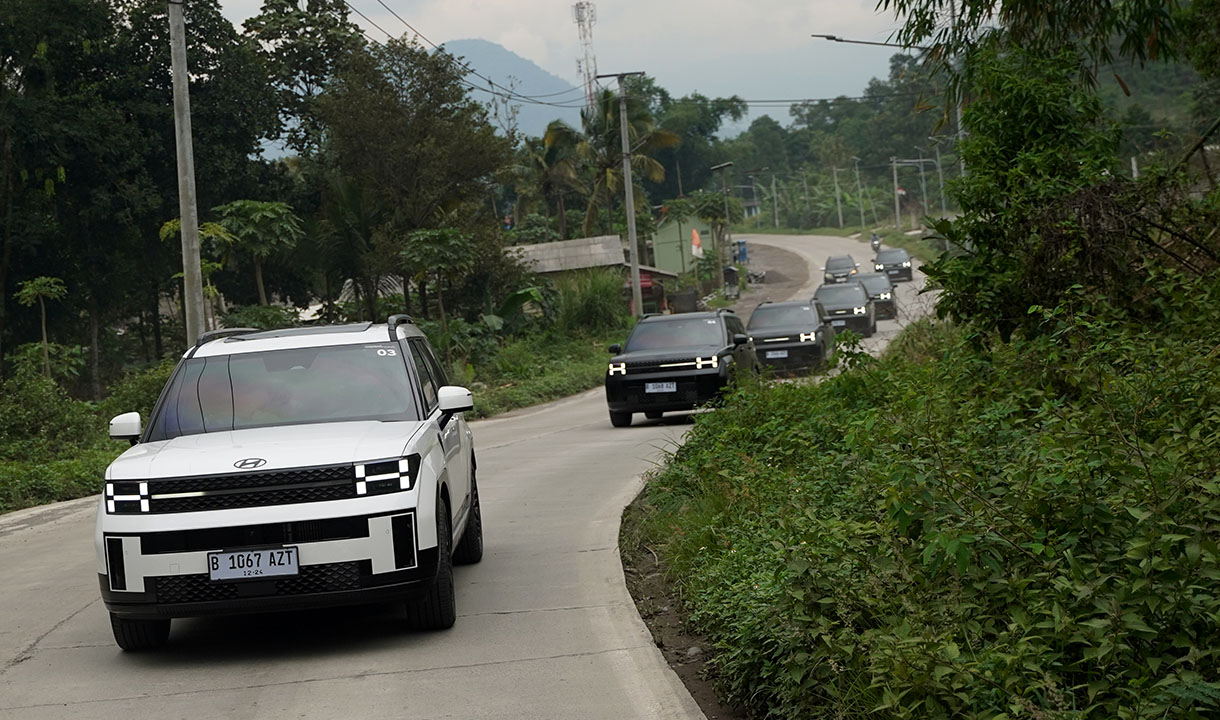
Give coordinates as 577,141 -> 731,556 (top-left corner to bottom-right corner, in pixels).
765,350 -> 788,359
208,547 -> 299,581
645,381 -> 677,393
832,320 -> 846,327
887,269 -> 899,274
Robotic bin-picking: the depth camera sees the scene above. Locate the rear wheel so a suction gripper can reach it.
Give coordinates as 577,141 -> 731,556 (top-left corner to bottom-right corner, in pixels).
644,411 -> 663,420
110,614 -> 170,652
407,499 -> 456,630
453,474 -> 483,565
609,410 -> 632,427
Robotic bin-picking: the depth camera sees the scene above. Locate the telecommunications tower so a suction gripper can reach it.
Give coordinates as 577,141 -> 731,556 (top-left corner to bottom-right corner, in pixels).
573,2 -> 598,111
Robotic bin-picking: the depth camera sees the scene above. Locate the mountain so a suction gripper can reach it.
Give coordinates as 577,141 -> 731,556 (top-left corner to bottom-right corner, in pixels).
440,38 -> 584,138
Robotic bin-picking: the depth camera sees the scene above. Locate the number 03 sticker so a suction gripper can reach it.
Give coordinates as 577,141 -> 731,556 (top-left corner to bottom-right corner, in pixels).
366,344 -> 398,356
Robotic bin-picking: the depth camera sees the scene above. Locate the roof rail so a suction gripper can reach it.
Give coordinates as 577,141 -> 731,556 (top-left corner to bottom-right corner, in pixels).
387,314 -> 415,342
189,327 -> 260,358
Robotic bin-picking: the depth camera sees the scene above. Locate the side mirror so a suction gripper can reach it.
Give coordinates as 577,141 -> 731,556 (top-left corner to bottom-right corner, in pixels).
732,333 -> 749,346
608,343 -> 622,354
109,412 -> 142,444
437,386 -> 474,430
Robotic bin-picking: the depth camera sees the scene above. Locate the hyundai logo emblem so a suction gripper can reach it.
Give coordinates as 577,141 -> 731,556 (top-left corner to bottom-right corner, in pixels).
233,457 -> 267,470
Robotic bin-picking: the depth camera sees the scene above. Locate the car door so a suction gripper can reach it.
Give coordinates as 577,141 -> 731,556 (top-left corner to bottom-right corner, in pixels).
409,338 -> 472,534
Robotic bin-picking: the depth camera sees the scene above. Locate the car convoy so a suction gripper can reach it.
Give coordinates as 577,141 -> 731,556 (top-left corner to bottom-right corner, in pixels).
91,239 -> 914,651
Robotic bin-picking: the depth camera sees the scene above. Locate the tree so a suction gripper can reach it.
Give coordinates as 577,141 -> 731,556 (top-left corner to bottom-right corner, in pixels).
213,200 -> 304,305
243,0 -> 364,157
401,228 -> 474,345
544,88 -> 680,236
14,277 -> 66,378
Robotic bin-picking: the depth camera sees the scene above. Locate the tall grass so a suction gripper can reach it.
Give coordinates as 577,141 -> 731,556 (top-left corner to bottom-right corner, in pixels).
553,268 -> 632,334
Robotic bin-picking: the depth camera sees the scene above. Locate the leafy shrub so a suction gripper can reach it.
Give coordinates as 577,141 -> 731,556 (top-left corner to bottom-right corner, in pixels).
0,369 -> 102,462
99,360 -> 177,421
222,304 -> 301,330
628,272 -> 1220,719
551,268 -> 632,334
6,342 -> 86,385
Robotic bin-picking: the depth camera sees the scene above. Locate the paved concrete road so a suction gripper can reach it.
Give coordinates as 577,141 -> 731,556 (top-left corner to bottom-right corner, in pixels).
0,233 -> 925,720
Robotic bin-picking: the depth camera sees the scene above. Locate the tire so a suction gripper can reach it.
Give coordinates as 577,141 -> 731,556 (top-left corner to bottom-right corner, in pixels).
868,319 -> 877,337
453,474 -> 483,565
407,498 -> 456,630
609,410 -> 632,427
110,613 -> 170,651
644,411 -> 663,420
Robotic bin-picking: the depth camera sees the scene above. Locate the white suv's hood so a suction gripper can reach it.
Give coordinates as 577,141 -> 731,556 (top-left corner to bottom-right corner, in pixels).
108,421 -> 426,480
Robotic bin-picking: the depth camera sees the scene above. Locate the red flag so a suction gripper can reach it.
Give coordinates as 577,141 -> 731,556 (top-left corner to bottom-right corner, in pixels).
691,228 -> 704,259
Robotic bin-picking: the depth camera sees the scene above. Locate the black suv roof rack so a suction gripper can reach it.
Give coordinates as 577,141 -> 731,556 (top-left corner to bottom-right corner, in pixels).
387,314 -> 415,342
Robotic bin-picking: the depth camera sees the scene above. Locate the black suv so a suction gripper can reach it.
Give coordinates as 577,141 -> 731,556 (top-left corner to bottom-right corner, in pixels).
813,282 -> 876,337
747,301 -> 836,373
855,272 -> 897,320
873,248 -> 914,282
823,255 -> 860,283
604,310 -> 759,427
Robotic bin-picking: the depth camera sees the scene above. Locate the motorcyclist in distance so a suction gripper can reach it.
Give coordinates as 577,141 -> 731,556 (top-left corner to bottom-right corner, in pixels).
870,232 -> 881,252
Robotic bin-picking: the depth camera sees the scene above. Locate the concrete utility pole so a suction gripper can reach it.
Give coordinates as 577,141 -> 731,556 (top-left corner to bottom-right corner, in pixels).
771,174 -> 778,228
891,157 -> 902,230
598,71 -> 645,317
851,156 -> 866,229
831,167 -> 844,228
710,162 -> 734,291
916,148 -> 929,214
168,0 -> 205,347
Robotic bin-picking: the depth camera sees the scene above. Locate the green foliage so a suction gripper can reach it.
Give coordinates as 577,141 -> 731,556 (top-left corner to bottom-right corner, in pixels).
505,213 -> 560,245
627,272 -> 1220,719
922,45 -> 1120,339
221,304 -> 301,330
6,342 -> 85,385
550,268 -> 632,335
99,360 -> 176,421
0,369 -> 101,463
13,276 -> 67,307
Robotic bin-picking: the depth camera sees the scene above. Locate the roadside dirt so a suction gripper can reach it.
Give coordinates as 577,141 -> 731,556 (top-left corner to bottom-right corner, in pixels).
619,243 -> 811,720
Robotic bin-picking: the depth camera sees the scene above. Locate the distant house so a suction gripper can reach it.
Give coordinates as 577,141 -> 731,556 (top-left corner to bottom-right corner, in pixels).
508,235 -> 678,313
650,216 -> 713,276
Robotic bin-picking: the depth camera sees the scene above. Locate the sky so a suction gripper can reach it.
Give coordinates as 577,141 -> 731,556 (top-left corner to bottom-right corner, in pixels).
218,0 -> 909,135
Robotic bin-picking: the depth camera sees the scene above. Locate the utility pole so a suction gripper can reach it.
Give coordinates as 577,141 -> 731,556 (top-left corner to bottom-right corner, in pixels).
169,0 -> 204,347
931,142 -> 947,215
891,157 -> 901,231
710,162 -> 733,292
916,148 -> 928,216
598,71 -> 645,317
831,167 -> 844,228
771,174 -> 778,228
851,156 -> 865,230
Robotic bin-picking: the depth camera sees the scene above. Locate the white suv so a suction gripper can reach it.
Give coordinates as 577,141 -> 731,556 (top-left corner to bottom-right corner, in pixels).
96,315 -> 482,650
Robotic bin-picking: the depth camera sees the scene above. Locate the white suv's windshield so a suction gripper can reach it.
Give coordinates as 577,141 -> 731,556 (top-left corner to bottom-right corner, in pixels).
625,317 -> 725,351
146,342 -> 419,441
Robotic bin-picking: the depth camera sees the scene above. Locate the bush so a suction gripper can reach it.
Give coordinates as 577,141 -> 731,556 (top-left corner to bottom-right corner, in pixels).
0,369 -> 102,462
628,272 -> 1220,719
99,360 -> 177,421
551,268 -> 631,334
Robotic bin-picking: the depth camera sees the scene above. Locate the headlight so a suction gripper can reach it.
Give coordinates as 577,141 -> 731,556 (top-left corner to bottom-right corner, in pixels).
853,306 -> 867,315
799,331 -> 816,342
608,362 -> 626,376
849,268 -> 857,274
356,455 -> 420,494
880,292 -> 891,300
875,264 -> 884,271
695,355 -> 719,369
105,481 -> 150,514
902,261 -> 911,267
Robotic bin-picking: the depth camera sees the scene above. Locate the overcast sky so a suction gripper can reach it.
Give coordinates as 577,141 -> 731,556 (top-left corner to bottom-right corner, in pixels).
219,0 -> 908,134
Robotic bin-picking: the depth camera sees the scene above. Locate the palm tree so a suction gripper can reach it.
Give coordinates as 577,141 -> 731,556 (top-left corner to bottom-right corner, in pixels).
516,137 -> 581,239
545,88 -> 680,237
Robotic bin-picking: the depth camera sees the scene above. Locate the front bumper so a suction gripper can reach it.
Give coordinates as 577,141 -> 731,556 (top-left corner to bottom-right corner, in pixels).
756,341 -> 825,371
97,496 -> 438,619
826,314 -> 871,334
873,299 -> 897,319
881,267 -> 913,282
605,367 -> 727,413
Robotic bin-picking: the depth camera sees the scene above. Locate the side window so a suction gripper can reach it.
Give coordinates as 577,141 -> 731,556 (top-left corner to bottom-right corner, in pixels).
725,316 -> 745,339
408,339 -> 439,413
419,339 -> 449,388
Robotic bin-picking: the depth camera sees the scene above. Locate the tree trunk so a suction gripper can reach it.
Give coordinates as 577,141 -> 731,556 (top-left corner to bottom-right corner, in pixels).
151,286 -> 163,360
436,272 -> 448,346
39,296 -> 49,378
254,256 -> 268,305
557,195 -> 568,240
88,295 -> 101,400
401,274 -> 411,314
418,279 -> 430,320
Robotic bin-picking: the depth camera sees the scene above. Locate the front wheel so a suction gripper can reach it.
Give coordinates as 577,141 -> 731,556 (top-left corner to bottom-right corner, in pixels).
609,410 -> 632,427
110,614 -> 170,651
407,499 -> 456,630
453,474 -> 483,565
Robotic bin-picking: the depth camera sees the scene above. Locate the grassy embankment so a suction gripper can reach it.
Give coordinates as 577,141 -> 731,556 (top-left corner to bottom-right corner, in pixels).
0,270 -> 630,514
622,269 -> 1220,718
